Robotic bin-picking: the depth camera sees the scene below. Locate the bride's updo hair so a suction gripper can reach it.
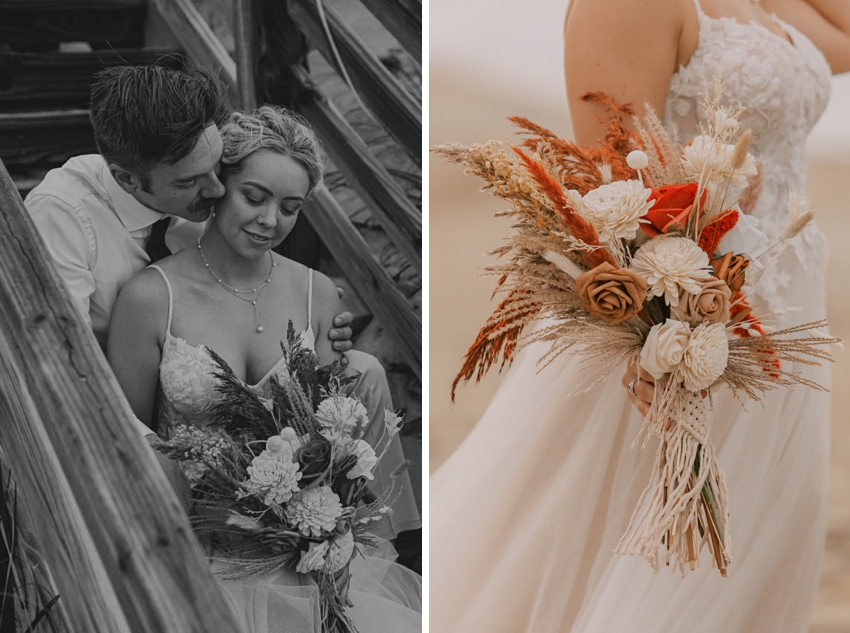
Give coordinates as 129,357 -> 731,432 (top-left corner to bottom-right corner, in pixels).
219,105 -> 324,196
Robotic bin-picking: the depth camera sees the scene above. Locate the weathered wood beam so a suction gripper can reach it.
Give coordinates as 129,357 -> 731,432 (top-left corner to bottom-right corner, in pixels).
0,49 -> 182,112
289,0 -> 421,163
232,0 -> 257,110
0,0 -> 146,47
291,66 -> 421,274
149,0 -> 239,106
304,189 -> 422,379
0,109 -> 95,168
358,0 -> 421,63
0,159 -> 241,632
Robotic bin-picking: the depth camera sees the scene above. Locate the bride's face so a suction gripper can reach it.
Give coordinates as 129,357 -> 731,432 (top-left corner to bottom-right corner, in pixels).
215,150 -> 311,259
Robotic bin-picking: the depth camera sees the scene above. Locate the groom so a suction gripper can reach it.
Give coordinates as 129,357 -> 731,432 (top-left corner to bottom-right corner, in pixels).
24,63 -> 420,541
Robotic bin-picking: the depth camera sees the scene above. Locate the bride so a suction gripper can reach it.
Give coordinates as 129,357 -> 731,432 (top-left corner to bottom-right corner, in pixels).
106,105 -> 421,631
431,0 -> 850,631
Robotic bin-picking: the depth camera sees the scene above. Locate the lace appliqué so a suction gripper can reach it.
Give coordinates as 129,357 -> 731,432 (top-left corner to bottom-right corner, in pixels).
663,5 -> 831,311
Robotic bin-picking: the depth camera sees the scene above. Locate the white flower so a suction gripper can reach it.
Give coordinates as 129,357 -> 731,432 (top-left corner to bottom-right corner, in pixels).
296,540 -> 330,574
682,136 -> 757,190
285,486 -> 344,537
316,395 -> 369,430
581,180 -> 653,242
347,440 -> 378,480
713,110 -> 740,137
640,319 -> 692,379
276,427 -> 303,455
320,427 -> 348,449
246,450 -> 302,506
325,531 -> 355,574
679,322 -> 729,392
717,212 -> 768,259
631,237 -> 711,306
383,408 -> 404,438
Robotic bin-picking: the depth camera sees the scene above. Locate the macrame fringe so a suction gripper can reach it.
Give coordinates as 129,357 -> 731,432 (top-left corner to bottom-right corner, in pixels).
617,391 -> 731,577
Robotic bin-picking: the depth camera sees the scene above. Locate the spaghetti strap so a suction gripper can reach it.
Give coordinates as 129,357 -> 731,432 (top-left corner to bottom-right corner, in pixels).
148,265 -> 174,336
307,268 -> 313,326
691,0 -> 705,15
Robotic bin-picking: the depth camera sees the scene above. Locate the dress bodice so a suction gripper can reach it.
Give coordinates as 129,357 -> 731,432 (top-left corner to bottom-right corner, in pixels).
149,265 -> 316,430
663,0 -> 832,309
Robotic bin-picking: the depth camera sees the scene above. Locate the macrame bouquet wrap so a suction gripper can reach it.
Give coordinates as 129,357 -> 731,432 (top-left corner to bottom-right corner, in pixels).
435,80 -> 838,577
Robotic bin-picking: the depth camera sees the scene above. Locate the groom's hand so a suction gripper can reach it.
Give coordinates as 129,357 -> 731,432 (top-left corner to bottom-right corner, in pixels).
331,287 -> 354,365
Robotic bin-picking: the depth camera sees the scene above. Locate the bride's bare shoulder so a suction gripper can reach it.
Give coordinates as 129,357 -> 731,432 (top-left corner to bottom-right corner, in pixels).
564,0 -> 693,144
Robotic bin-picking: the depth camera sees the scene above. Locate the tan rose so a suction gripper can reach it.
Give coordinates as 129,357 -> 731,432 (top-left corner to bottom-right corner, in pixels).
670,276 -> 732,325
576,262 -> 648,325
710,251 -> 749,293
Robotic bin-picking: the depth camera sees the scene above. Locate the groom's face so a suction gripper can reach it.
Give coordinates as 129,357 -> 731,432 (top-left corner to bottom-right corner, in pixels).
133,124 -> 226,221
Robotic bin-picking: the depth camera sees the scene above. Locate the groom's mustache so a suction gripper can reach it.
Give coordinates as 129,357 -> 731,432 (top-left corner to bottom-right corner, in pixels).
187,196 -> 218,218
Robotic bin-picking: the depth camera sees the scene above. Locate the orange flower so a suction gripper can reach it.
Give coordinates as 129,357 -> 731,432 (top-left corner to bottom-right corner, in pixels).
711,252 -> 749,293
641,183 -> 706,238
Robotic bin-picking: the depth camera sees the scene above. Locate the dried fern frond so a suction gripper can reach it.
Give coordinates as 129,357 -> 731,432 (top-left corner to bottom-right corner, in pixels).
451,289 -> 543,400
512,148 -> 616,269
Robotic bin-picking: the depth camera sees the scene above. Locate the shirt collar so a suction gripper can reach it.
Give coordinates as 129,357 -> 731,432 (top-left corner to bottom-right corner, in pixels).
100,158 -> 168,233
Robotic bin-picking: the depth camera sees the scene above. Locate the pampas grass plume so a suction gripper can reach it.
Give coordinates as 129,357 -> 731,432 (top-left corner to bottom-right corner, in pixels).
543,250 -> 585,279
784,191 -> 815,240
730,129 -> 752,171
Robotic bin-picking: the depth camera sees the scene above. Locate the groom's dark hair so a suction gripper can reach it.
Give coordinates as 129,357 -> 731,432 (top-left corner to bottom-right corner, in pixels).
89,62 -> 229,178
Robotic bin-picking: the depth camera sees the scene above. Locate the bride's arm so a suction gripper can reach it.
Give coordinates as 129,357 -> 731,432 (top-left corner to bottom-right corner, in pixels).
107,269 -> 168,427
564,0 -> 689,145
764,0 -> 850,73
311,270 -> 344,366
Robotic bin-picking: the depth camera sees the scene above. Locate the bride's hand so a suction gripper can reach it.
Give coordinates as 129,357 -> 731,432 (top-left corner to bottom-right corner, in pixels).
621,361 -> 655,417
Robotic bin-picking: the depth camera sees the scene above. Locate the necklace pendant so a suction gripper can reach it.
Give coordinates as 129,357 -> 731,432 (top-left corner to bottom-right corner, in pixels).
256,325 -> 264,333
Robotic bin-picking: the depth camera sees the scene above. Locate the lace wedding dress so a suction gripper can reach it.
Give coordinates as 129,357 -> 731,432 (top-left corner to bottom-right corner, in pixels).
431,2 -> 832,631
149,266 -> 422,633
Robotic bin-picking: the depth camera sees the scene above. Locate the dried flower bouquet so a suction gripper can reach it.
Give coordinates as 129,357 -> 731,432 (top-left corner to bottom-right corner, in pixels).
155,325 -> 405,632
434,82 -> 838,577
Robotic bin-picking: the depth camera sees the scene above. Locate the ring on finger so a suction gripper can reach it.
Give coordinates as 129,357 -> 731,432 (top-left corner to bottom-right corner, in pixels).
627,378 -> 638,398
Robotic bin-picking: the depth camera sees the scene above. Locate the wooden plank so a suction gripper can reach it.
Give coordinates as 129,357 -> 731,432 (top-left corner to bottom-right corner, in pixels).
0,1 -> 146,47
149,0 -> 238,106
0,158 -> 243,632
292,67 -> 421,273
0,110 -> 94,168
359,0 -> 421,63
305,188 -> 422,379
289,0 -> 421,163
232,0 -> 257,110
0,50 -> 182,112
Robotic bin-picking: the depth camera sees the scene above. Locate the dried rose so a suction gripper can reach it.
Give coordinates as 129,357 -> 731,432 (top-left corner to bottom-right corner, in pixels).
641,183 -> 707,238
575,262 -> 648,325
640,318 -> 691,379
295,437 -> 333,485
670,276 -> 732,325
711,252 -> 749,293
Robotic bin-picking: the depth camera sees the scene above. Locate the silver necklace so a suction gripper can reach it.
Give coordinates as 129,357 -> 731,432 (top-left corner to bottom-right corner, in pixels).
197,238 -> 278,333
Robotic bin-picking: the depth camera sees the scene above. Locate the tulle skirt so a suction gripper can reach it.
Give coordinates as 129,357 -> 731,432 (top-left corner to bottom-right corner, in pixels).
431,253 -> 830,632
215,543 -> 421,633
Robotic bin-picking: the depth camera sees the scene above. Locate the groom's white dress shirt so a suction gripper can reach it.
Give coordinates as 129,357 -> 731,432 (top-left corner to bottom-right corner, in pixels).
25,155 -> 205,350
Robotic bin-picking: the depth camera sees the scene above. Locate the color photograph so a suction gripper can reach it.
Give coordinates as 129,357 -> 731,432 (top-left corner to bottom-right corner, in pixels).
431,0 -> 850,630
